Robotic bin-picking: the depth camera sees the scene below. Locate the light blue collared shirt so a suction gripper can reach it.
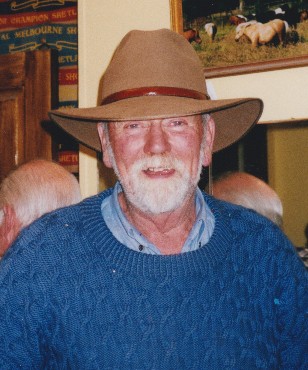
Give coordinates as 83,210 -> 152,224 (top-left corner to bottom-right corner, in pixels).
101,182 -> 215,254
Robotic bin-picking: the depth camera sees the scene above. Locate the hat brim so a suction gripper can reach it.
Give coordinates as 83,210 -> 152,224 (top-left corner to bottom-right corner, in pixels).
49,96 -> 263,153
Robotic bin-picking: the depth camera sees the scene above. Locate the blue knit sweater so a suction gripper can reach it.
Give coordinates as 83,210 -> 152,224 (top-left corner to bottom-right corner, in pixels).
0,190 -> 307,369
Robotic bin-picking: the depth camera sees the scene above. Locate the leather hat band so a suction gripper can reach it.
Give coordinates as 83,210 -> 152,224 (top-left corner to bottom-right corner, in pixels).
101,86 -> 210,105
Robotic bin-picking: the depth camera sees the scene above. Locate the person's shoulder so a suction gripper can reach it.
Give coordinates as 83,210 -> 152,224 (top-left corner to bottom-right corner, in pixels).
32,188 -> 111,227
203,191 -> 307,277
203,190 -> 258,230
1,190 -> 112,265
203,191 -> 292,250
203,191 -> 272,225
26,192 -> 102,235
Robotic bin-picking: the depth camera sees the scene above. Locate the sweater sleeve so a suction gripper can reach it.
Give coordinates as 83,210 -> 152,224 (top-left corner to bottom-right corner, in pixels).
0,234 -> 48,368
226,200 -> 308,368
273,238 -> 308,368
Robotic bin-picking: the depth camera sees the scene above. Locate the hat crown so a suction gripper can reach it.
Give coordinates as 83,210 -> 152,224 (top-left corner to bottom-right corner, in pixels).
49,28 -> 263,154
101,29 -> 208,101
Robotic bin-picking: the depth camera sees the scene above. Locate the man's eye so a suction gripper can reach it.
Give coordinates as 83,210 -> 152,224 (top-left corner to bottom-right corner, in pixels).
169,120 -> 186,127
128,123 -> 140,129
124,122 -> 141,129
123,121 -> 150,130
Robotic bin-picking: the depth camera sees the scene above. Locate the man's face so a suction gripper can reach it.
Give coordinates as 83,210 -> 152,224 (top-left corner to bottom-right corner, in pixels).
98,115 -> 215,214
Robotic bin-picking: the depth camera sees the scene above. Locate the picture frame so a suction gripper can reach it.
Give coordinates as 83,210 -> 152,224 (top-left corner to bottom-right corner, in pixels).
170,0 -> 308,78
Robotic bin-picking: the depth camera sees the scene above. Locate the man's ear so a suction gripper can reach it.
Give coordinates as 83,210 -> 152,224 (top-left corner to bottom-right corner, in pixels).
97,123 -> 113,168
0,205 -> 21,256
202,116 -> 215,167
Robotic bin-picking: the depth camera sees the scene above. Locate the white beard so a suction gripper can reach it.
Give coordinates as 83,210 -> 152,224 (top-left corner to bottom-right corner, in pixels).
107,146 -> 204,215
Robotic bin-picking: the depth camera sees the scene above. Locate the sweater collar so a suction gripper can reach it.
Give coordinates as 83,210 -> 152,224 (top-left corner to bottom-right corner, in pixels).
81,189 -> 233,278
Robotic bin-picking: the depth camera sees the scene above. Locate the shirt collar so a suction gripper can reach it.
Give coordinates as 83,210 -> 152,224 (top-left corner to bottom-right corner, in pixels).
101,182 -> 215,254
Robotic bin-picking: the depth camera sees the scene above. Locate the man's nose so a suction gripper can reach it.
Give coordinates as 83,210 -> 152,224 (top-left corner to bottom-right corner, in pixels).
143,123 -> 171,155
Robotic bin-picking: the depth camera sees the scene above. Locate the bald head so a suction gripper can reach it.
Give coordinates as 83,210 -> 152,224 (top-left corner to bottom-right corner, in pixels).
212,172 -> 283,227
0,159 -> 82,256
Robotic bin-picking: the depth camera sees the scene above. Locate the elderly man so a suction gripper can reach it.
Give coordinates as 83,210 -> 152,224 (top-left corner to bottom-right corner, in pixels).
211,171 -> 284,227
0,29 -> 307,368
0,159 -> 82,257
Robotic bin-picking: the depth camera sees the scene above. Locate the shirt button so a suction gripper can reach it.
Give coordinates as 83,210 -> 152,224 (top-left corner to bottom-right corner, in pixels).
138,244 -> 144,251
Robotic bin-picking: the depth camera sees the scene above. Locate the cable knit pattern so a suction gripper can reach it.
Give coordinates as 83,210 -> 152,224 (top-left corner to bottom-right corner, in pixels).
0,190 -> 307,369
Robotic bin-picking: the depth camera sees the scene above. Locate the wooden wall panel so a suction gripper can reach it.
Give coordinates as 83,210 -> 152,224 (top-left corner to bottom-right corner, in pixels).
0,50 -> 58,182
24,51 -> 56,161
0,89 -> 25,180
0,53 -> 26,88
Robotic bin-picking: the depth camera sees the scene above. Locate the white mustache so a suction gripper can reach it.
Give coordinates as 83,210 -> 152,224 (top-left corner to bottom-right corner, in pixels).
132,155 -> 185,173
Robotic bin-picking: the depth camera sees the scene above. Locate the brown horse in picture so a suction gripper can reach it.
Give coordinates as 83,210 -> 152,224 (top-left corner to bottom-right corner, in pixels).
183,28 -> 202,44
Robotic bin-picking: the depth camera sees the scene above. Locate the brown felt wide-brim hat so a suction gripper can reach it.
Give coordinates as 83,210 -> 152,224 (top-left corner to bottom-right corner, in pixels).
49,29 -> 263,153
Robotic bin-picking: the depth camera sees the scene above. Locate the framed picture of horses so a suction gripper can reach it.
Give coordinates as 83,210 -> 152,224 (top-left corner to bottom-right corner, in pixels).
170,0 -> 308,77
